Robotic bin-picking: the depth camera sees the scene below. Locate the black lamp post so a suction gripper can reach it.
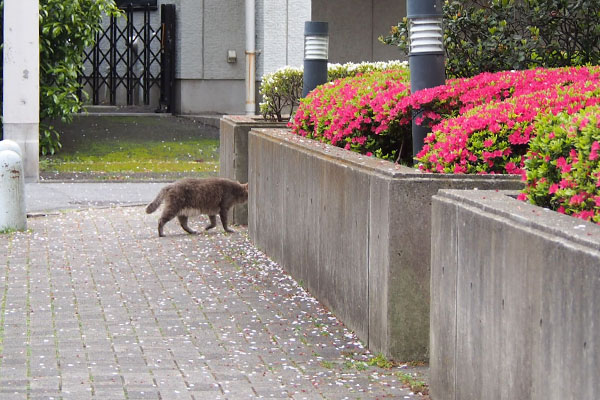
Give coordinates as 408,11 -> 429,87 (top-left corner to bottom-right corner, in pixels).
407,0 -> 445,160
302,21 -> 329,97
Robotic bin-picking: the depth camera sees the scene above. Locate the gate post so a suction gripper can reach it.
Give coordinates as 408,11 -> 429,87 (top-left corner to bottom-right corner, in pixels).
157,4 -> 176,113
2,0 -> 39,181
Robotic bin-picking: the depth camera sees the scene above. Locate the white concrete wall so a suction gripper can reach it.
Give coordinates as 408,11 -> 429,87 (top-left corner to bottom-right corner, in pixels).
2,0 -> 39,180
257,0 -> 310,78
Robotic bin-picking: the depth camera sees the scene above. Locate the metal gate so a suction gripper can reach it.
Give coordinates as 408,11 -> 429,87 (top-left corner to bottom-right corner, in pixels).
79,3 -> 176,112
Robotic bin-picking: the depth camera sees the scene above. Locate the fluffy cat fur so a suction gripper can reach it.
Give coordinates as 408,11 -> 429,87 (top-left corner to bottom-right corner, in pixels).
146,177 -> 249,237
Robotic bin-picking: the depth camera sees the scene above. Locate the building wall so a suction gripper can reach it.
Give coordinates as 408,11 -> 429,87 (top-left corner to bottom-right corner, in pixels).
311,0 -> 406,63
94,1 -> 413,114
257,0 -> 311,78
175,0 -> 310,114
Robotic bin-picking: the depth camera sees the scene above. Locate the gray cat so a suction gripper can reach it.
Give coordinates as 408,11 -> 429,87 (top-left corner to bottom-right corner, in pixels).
146,177 -> 249,237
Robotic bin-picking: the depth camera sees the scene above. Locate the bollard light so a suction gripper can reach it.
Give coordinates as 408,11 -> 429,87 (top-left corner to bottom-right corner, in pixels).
302,21 -> 329,97
407,0 -> 445,160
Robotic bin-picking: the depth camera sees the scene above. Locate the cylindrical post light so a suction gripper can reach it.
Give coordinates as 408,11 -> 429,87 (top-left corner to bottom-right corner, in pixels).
302,21 -> 329,97
407,0 -> 445,160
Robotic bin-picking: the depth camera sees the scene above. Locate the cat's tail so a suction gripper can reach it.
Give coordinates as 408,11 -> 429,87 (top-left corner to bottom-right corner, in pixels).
145,187 -> 168,214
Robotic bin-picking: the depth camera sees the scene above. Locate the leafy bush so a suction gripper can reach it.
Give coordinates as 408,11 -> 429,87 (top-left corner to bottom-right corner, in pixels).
326,60 -> 409,81
380,0 -> 600,78
259,66 -> 304,122
0,0 -> 121,155
521,106 -> 600,223
289,69 -> 411,161
259,61 -> 408,122
416,66 -> 600,174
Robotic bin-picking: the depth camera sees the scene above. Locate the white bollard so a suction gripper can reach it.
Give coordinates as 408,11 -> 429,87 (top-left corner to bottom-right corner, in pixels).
0,149 -> 27,232
0,139 -> 22,157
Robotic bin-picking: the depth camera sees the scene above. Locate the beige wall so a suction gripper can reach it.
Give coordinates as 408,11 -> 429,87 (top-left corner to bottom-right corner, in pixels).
312,0 -> 407,63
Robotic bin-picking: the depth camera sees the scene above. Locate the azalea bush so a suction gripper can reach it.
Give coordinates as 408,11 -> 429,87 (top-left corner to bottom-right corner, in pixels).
290,65 -> 600,168
520,106 -> 600,223
289,68 -> 411,161
289,64 -> 600,224
259,61 -> 408,122
416,66 -> 600,174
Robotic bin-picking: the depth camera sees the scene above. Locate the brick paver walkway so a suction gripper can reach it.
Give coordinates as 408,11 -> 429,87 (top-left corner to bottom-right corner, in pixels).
0,206 -> 424,399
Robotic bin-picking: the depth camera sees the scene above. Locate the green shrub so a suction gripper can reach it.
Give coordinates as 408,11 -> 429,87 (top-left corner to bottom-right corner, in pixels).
0,0 -> 121,155
521,105 -> 600,223
259,61 -> 408,122
39,0 -> 121,155
259,66 -> 303,122
380,0 -> 600,78
326,60 -> 409,81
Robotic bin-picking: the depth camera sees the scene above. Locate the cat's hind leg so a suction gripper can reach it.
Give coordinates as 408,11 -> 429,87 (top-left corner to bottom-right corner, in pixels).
178,216 -> 197,235
205,215 -> 217,231
219,208 -> 234,233
158,211 -> 177,237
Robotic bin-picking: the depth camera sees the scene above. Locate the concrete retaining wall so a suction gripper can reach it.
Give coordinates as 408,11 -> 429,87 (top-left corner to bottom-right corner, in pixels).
430,189 -> 600,400
219,116 -> 287,225
247,128 -> 523,361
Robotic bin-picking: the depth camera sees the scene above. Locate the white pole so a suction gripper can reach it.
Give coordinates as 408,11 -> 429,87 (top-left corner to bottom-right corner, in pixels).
3,0 -> 40,182
245,0 -> 256,115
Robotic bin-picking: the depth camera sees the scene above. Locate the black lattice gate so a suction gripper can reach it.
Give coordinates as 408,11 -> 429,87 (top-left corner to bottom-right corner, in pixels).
79,3 -> 175,112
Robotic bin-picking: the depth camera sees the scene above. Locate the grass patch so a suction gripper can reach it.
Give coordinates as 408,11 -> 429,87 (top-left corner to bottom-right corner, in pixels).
396,371 -> 429,395
367,353 -> 394,369
41,139 -> 219,176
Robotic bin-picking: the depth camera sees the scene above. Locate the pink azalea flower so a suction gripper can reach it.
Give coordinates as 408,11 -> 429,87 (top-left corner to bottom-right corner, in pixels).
570,193 -> 584,205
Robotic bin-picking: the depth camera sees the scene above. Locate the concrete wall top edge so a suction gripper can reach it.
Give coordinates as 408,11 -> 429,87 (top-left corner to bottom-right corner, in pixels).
251,127 -> 523,183
222,115 -> 289,127
435,189 -> 600,252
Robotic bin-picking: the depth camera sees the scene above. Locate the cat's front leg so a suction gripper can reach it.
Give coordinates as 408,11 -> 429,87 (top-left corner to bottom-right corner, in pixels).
219,209 -> 234,233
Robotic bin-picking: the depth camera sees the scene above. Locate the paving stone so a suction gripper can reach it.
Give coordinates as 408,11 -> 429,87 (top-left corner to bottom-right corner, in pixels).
0,207 -> 425,399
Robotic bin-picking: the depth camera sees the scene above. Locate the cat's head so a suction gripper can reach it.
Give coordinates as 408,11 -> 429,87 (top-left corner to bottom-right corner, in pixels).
240,182 -> 249,202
